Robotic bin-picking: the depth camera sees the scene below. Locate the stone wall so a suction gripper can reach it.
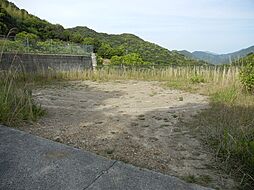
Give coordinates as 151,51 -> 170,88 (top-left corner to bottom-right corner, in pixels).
0,53 -> 92,72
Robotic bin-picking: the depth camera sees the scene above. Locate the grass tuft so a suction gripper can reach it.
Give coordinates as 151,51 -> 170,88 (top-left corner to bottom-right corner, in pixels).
0,71 -> 45,126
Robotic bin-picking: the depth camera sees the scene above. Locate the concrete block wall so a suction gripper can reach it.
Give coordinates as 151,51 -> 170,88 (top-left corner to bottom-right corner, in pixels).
0,53 -> 93,72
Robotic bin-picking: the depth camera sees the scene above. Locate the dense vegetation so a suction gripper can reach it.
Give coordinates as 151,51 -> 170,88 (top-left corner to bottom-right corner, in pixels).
67,27 -> 207,65
0,0 -> 207,66
0,0 -> 68,40
0,37 -> 92,55
233,52 -> 254,66
238,53 -> 254,93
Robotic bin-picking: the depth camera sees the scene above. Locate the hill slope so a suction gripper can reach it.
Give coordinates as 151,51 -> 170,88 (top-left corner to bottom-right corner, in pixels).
0,0 -> 206,65
0,0 -> 68,40
179,46 -> 254,65
67,27 -> 207,65
232,52 -> 254,66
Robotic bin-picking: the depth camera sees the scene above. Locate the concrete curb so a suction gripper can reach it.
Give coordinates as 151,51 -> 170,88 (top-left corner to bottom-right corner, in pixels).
0,125 -> 213,190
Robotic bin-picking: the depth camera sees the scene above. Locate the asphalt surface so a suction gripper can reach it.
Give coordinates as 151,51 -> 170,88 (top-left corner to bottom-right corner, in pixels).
0,125 -> 212,190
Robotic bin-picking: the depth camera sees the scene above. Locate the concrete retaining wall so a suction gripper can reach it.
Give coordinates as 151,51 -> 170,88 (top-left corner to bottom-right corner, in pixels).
0,53 -> 92,72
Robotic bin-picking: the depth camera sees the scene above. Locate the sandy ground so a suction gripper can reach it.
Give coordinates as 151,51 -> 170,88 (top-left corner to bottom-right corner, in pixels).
19,80 -> 236,189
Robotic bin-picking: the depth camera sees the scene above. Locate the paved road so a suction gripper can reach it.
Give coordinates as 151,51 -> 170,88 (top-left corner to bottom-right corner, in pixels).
0,125 -> 212,190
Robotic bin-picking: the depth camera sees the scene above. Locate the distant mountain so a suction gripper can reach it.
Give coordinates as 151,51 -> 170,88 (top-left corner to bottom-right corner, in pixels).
178,50 -> 194,59
179,46 -> 254,65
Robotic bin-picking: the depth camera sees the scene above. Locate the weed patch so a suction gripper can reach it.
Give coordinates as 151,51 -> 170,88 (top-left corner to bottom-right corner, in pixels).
184,89 -> 254,189
0,72 -> 45,126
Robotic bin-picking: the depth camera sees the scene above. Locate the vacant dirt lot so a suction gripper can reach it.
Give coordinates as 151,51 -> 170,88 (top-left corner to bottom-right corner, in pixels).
19,80 -> 235,189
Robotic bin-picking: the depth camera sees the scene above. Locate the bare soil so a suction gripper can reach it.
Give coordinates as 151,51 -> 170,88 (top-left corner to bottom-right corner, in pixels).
19,80 -> 236,189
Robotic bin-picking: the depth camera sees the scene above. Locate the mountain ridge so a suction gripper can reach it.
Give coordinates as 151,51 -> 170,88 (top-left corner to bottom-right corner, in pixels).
179,46 -> 254,65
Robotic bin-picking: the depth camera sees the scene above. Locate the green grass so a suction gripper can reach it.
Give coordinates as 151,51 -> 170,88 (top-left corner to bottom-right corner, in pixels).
211,86 -> 238,104
176,82 -> 254,189
183,174 -> 212,186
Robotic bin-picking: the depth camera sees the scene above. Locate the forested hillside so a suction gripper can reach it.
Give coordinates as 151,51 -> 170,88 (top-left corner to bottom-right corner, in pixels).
0,0 -> 68,40
0,0 -> 207,65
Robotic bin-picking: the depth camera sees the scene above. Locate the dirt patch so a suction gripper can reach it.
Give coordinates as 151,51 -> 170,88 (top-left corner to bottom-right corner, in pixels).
19,80 -> 236,189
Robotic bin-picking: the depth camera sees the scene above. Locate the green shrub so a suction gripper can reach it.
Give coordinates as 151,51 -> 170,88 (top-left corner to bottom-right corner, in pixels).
16,31 -> 39,46
190,75 -> 205,84
240,54 -> 254,93
110,53 -> 149,65
96,55 -> 103,65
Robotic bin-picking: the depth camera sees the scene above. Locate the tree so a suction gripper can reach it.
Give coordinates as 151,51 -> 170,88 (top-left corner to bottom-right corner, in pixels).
16,31 -> 38,46
20,9 -> 28,19
44,24 -> 66,40
70,33 -> 83,43
110,55 -> 122,65
62,30 -> 70,41
0,4 -> 16,35
97,43 -> 114,59
111,53 -> 149,65
82,37 -> 101,53
112,45 -> 125,57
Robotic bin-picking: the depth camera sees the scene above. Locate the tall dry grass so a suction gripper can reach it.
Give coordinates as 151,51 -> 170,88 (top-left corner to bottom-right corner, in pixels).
36,65 -> 252,188
0,70 -> 45,126
22,65 -> 239,85
1,62 -> 253,188
0,30 -> 45,126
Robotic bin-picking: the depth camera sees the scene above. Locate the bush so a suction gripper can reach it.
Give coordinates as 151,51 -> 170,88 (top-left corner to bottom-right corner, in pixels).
110,53 -> 149,65
96,55 -> 103,65
190,75 -> 205,84
240,54 -> 254,93
16,31 -> 39,46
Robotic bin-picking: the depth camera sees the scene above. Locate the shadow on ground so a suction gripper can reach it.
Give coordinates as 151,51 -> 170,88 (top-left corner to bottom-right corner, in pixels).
17,80 -> 239,189
182,102 -> 254,190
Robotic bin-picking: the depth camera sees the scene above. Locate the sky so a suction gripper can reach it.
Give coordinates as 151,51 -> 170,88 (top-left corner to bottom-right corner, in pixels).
10,0 -> 254,54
